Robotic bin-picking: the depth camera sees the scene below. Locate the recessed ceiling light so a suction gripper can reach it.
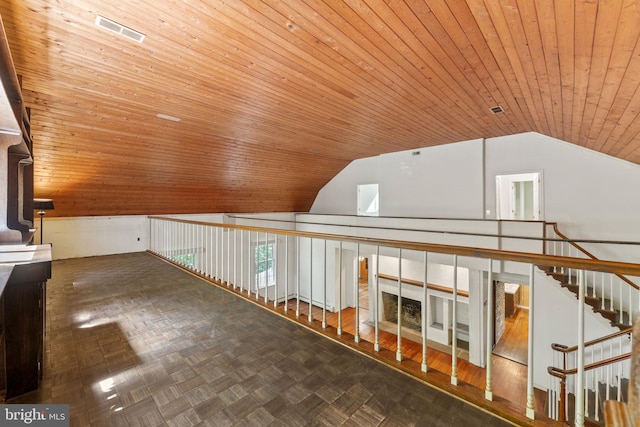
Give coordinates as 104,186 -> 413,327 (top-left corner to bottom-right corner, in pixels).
156,113 -> 181,122
95,15 -> 145,43
489,105 -> 504,114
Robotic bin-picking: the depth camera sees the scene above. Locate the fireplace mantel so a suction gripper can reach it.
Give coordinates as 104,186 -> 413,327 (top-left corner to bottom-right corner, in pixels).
375,273 -> 470,347
377,273 -> 469,298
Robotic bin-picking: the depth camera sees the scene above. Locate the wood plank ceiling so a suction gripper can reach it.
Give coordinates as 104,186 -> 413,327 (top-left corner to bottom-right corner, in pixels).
1,0 -> 640,217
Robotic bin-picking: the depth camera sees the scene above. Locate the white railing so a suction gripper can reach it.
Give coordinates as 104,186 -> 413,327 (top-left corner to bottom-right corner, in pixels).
545,223 -> 640,330
149,215 -> 640,426
547,328 -> 632,424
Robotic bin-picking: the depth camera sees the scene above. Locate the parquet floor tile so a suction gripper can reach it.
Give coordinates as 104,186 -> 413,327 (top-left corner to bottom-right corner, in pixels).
10,252 -> 516,426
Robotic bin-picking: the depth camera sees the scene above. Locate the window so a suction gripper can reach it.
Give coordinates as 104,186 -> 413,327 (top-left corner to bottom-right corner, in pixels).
357,183 -> 379,216
174,253 -> 195,268
255,243 -> 275,289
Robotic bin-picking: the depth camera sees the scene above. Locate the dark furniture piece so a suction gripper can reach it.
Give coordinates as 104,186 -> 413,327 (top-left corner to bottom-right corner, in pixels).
0,246 -> 51,401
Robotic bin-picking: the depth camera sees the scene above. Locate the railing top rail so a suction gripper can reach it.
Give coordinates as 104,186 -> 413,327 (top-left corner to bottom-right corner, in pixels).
294,213 -> 548,224
551,327 -> 633,354
157,215 -> 640,247
548,352 -> 631,379
551,223 -> 639,290
148,216 -> 640,277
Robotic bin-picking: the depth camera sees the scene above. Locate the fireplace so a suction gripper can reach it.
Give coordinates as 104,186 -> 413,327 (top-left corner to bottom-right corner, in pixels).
382,291 -> 422,331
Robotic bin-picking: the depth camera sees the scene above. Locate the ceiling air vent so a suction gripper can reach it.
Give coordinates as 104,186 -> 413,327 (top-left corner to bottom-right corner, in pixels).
490,105 -> 504,114
95,15 -> 145,43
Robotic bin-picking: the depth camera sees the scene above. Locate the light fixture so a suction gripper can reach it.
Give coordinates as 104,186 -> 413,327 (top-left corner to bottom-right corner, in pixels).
33,198 -> 54,245
156,113 -> 181,122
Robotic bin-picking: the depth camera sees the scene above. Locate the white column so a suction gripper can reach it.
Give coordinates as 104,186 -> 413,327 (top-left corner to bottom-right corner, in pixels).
264,232 -> 269,303
309,238 -> 314,322
240,230 -> 244,292
273,233 -> 278,308
255,231 -> 260,301
284,235 -> 288,314
355,243 -> 360,343
233,229 -> 237,289
374,245 -> 380,352
396,248 -> 403,362
337,241 -> 343,335
485,259 -> 494,401
247,230 -> 252,296
214,227 -> 219,281
451,254 -> 458,386
226,227 -> 230,286
575,269 -> 585,427
526,263 -> 536,419
421,251 -> 428,372
322,239 -> 327,328
296,236 -> 300,317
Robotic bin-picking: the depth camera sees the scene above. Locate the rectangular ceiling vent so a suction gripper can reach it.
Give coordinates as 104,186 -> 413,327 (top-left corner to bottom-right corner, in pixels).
95,15 -> 145,43
489,105 -> 504,114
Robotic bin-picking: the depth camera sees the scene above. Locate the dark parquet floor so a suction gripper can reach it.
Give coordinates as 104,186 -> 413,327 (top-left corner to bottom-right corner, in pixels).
10,252 -> 514,426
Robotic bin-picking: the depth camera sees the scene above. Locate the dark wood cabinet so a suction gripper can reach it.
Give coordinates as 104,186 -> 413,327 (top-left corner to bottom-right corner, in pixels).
0,252 -> 51,401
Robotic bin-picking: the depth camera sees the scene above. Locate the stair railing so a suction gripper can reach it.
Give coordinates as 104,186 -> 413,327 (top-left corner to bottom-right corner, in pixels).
547,327 -> 633,423
545,223 -> 639,329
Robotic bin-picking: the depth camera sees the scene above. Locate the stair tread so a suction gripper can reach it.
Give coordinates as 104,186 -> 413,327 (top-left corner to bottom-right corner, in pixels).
544,265 -> 634,330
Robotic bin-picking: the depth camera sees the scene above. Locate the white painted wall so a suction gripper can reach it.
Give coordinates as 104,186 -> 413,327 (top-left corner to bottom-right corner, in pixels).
42,215 -> 148,260
532,269 -> 619,389
311,131 -> 640,263
309,131 -> 640,387
485,134 -> 640,263
313,140 -> 485,218
312,157 -> 381,215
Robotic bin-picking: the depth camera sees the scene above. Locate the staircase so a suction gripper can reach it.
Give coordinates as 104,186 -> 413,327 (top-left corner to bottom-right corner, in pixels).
562,379 -> 629,426
540,266 -> 633,330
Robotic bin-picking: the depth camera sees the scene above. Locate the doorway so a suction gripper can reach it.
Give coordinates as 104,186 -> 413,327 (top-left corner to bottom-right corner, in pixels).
358,256 -> 369,309
496,173 -> 541,220
492,281 -> 529,365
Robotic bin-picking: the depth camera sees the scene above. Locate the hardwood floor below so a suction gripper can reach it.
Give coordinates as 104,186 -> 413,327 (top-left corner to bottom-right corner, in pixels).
493,308 -> 529,366
218,281 -> 556,426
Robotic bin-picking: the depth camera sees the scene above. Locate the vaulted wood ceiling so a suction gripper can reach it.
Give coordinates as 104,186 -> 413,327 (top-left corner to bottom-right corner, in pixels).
2,1 -> 639,217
